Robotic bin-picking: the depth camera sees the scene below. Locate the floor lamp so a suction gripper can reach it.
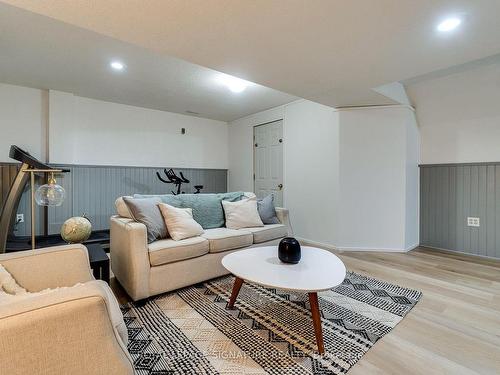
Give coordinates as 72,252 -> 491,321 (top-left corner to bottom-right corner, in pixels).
25,169 -> 65,249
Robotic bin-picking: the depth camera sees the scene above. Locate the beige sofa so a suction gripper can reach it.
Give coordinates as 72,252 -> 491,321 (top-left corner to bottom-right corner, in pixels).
0,245 -> 134,375
110,195 -> 292,301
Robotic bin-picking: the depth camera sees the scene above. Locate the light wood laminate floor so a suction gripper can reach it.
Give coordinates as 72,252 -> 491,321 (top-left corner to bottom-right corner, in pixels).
341,247 -> 500,375
111,246 -> 500,374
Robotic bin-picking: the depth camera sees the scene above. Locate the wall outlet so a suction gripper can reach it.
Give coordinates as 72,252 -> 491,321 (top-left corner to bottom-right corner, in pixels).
16,214 -> 24,223
467,217 -> 480,227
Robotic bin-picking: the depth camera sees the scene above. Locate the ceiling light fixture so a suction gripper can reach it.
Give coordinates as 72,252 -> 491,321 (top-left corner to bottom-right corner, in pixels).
437,17 -> 462,32
110,60 -> 125,71
216,73 -> 252,93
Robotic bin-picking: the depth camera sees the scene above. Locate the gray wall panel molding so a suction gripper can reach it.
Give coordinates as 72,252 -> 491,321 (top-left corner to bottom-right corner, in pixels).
420,163 -> 500,259
51,163 -> 227,171
1,163 -> 228,236
420,162 -> 500,167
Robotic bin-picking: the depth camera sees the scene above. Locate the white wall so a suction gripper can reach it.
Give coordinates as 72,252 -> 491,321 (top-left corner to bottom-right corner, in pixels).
284,101 -> 340,245
0,83 -> 44,162
405,113 -> 420,249
228,100 -> 340,245
337,107 -> 418,251
49,91 -> 228,168
228,101 -> 419,251
2,81 -> 420,251
0,84 -> 229,168
406,62 -> 500,164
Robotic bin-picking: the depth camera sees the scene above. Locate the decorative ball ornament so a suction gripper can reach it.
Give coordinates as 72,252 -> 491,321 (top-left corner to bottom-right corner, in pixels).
278,237 -> 301,264
61,215 -> 92,244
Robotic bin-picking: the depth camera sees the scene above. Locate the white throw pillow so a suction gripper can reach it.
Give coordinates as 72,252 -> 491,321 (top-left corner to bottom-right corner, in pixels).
222,198 -> 264,229
158,203 -> 204,241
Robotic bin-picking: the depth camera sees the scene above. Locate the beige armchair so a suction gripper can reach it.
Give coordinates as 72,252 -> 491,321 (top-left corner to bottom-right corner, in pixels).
0,245 -> 134,375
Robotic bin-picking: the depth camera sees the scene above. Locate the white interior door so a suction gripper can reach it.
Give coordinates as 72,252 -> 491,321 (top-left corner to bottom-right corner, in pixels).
254,120 -> 284,206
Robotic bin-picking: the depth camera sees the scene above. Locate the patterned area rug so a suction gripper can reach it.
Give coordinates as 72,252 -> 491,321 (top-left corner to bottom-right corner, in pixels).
121,272 -> 421,374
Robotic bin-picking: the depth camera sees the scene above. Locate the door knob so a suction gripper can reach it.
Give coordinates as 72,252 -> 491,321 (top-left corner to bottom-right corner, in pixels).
278,184 -> 283,190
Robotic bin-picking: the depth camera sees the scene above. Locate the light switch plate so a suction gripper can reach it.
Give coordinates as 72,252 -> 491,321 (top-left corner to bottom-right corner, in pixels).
16,214 -> 24,223
467,217 -> 480,227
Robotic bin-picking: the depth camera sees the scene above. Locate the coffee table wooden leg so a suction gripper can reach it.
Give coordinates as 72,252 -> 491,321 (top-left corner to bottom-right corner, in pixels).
309,292 -> 325,354
228,277 -> 244,308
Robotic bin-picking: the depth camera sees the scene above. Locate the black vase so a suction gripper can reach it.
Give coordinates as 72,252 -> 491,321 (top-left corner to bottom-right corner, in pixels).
278,237 -> 301,264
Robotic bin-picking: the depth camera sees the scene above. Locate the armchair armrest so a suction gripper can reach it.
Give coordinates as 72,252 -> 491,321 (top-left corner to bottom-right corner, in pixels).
110,215 -> 151,301
0,282 -> 133,374
275,207 -> 293,236
0,245 -> 94,292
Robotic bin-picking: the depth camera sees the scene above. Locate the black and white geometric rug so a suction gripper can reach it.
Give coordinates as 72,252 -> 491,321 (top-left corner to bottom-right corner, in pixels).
121,272 -> 421,374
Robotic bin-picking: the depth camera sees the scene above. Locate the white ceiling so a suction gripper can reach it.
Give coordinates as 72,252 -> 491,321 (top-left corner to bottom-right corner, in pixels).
0,3 -> 297,122
2,0 -> 500,109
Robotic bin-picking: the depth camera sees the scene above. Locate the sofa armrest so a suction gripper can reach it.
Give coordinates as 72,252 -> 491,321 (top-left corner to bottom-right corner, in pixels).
110,215 -> 151,301
0,283 -> 134,374
0,245 -> 94,292
275,207 -> 293,236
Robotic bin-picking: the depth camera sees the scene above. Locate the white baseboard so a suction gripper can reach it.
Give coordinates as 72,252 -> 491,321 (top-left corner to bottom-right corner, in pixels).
336,246 -> 413,253
294,237 -> 338,252
295,237 -> 417,253
404,243 -> 419,252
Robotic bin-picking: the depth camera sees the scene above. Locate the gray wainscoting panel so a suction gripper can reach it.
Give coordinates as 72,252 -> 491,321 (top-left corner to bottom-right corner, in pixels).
420,163 -> 500,259
1,164 -> 227,236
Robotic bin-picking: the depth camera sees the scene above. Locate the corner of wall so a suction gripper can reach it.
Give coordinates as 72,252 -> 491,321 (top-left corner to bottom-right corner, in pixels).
404,108 -> 420,249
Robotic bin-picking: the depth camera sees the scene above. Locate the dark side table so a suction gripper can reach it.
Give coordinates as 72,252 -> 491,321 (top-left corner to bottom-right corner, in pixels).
86,243 -> 110,284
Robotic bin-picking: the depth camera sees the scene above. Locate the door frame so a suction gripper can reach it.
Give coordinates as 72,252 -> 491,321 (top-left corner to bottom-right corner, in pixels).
253,119 -> 284,205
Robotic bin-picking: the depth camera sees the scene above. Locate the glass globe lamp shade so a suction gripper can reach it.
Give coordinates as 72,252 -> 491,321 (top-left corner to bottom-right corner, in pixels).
35,174 -> 65,206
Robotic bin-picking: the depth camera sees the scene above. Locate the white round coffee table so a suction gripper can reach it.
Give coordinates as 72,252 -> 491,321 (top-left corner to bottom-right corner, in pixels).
222,246 -> 346,354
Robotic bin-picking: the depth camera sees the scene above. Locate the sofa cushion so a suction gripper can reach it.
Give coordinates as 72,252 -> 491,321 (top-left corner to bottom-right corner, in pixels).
243,224 -> 288,243
134,192 -> 245,229
148,237 -> 209,266
201,228 -> 253,253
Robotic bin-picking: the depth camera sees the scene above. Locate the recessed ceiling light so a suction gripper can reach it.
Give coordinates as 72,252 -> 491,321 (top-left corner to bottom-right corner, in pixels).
216,73 -> 253,93
110,61 -> 125,71
437,17 -> 462,32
